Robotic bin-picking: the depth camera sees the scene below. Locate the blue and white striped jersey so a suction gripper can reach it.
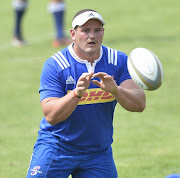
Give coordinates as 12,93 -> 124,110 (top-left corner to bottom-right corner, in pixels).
39,44 -> 131,152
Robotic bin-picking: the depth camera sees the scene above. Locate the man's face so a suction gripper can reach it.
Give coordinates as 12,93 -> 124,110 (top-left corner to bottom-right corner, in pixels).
71,19 -> 104,57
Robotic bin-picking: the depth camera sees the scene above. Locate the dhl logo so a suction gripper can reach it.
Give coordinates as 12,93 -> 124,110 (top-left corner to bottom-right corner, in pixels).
68,88 -> 115,105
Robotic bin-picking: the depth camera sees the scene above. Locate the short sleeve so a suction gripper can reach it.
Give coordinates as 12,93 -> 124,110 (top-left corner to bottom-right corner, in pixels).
39,61 -> 65,101
118,53 -> 132,85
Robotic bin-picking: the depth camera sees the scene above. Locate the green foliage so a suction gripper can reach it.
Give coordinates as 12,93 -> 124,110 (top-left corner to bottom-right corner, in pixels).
0,0 -> 179,177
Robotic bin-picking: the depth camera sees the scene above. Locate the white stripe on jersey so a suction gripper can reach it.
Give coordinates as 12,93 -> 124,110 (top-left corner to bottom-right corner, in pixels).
52,51 -> 70,69
57,51 -> 70,67
52,55 -> 64,69
107,47 -> 118,66
114,50 -> 118,65
110,48 -> 113,64
54,53 -> 68,68
108,47 -> 111,64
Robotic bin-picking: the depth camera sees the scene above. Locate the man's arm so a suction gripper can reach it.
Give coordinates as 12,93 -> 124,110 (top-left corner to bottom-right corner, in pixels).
41,92 -> 80,125
113,79 -> 146,112
92,72 -> 146,112
41,72 -> 94,125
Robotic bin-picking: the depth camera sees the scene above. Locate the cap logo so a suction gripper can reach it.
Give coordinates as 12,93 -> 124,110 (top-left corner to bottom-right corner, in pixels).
72,11 -> 105,29
88,13 -> 95,17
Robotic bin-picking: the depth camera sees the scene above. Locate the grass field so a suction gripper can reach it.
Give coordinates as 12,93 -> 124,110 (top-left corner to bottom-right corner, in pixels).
0,0 -> 180,177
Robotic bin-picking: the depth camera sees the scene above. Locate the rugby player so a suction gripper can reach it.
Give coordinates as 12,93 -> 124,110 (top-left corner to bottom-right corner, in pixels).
26,9 -> 146,177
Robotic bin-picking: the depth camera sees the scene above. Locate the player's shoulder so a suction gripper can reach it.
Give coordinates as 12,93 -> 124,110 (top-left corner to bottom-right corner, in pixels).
101,45 -> 128,66
44,46 -> 71,71
102,45 -> 127,56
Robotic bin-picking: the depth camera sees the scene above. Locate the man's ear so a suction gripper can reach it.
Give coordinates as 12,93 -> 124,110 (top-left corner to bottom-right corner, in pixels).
70,29 -> 76,41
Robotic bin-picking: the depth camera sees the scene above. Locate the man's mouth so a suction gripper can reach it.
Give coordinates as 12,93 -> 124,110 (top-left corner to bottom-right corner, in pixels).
88,41 -> 96,45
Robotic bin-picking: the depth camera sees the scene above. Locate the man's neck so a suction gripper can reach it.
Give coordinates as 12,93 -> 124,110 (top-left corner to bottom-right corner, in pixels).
73,44 -> 101,64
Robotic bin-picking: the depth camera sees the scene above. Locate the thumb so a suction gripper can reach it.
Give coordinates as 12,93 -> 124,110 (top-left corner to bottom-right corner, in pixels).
87,71 -> 94,80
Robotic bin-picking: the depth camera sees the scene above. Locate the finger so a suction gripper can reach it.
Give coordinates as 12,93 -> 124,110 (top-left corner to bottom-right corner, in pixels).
87,71 -> 94,80
104,75 -> 114,79
78,73 -> 89,82
82,73 -> 90,78
93,72 -> 108,78
91,80 -> 100,87
76,80 -> 85,87
81,72 -> 94,80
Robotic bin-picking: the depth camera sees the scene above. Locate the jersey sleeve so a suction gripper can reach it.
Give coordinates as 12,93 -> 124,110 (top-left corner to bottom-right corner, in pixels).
118,53 -> 132,85
39,60 -> 65,101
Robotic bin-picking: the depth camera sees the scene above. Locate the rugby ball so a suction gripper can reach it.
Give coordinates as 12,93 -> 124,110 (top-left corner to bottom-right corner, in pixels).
127,48 -> 164,90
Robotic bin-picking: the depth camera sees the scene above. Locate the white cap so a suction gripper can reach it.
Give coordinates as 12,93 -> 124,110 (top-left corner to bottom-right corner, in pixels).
72,11 -> 105,29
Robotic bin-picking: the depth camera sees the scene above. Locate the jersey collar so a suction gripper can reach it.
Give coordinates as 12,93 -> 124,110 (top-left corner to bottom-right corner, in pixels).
68,43 -> 103,65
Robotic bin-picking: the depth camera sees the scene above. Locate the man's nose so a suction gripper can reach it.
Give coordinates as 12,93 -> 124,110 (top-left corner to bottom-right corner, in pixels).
89,36 -> 95,40
89,31 -> 96,39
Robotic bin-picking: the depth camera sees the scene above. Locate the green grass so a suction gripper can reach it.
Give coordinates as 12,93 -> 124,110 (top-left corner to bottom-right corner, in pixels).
0,0 -> 180,177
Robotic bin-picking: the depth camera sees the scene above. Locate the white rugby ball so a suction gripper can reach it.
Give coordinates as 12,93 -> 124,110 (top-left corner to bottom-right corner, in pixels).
127,48 -> 164,91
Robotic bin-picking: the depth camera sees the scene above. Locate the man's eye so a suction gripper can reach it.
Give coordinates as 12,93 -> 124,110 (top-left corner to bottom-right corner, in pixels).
83,29 -> 89,33
96,29 -> 101,32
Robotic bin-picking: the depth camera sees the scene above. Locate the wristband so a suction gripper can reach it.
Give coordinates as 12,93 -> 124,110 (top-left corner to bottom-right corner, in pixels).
73,90 -> 82,98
